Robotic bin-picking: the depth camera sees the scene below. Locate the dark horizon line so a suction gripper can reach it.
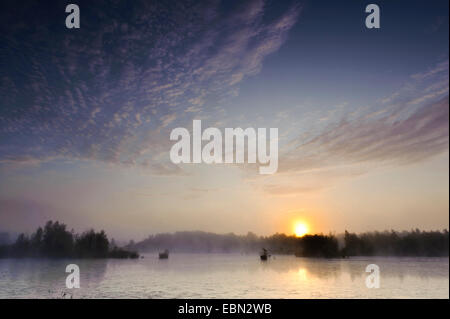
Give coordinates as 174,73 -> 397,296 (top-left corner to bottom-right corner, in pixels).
2,223 -> 450,240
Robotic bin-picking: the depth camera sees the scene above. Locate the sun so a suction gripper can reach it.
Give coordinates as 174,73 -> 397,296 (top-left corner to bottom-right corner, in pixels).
294,222 -> 308,237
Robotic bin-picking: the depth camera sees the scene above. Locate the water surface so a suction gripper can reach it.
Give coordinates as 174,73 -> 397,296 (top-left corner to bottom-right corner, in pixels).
0,254 -> 448,298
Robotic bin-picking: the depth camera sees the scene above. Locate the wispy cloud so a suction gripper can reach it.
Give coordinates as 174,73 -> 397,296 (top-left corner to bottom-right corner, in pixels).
262,184 -> 324,196
0,0 -> 301,174
280,68 -> 449,174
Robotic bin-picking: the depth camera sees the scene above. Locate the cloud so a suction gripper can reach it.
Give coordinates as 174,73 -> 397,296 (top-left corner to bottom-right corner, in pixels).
411,60 -> 449,80
280,96 -> 449,173
265,59 -> 450,175
262,184 -> 324,196
159,113 -> 177,129
0,0 -> 301,174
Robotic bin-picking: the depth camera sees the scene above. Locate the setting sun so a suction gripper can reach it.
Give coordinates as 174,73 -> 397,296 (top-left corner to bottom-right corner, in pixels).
294,222 -> 308,237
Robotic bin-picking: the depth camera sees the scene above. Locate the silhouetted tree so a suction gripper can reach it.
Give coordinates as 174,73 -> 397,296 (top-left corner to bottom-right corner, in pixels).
41,221 -> 74,257
0,221 -> 138,259
295,234 -> 339,258
13,233 -> 30,257
342,230 -> 449,257
74,229 -> 109,258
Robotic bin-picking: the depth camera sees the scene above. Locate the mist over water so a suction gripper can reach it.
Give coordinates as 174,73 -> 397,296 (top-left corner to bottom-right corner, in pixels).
0,254 -> 448,299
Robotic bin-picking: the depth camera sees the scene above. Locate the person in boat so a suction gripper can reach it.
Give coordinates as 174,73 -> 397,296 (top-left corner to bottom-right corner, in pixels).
159,249 -> 169,259
260,248 -> 269,260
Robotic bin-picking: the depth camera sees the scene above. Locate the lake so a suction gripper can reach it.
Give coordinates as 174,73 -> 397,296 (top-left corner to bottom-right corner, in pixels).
0,254 -> 448,298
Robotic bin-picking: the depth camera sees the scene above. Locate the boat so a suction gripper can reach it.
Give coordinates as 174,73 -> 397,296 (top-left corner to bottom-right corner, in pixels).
159,249 -> 169,259
260,248 -> 269,261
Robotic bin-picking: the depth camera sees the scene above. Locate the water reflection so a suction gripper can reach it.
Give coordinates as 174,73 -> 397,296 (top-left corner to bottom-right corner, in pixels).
0,254 -> 448,298
0,258 -> 107,298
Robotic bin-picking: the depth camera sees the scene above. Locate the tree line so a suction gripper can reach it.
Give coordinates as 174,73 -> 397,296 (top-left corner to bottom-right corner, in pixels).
1,222 -> 448,258
342,229 -> 449,257
0,221 -> 139,259
129,229 -> 449,257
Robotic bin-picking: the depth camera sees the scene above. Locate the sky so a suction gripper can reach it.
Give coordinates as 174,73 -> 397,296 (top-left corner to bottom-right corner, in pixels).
0,0 -> 448,241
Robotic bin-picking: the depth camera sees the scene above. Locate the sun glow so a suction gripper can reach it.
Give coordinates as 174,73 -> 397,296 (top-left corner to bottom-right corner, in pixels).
294,222 -> 308,237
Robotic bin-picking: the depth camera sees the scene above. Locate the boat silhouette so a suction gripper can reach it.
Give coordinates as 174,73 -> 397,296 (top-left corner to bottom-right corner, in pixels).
159,249 -> 169,259
260,248 -> 269,261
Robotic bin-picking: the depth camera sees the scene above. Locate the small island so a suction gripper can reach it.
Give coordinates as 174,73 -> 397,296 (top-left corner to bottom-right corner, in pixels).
0,220 -> 139,259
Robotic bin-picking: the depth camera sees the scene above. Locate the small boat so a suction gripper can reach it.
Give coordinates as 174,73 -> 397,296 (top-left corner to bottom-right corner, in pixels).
159,249 -> 169,259
260,248 -> 269,261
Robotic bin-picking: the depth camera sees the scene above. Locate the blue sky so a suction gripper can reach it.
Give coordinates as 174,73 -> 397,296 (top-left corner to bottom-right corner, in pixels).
0,0 -> 448,239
